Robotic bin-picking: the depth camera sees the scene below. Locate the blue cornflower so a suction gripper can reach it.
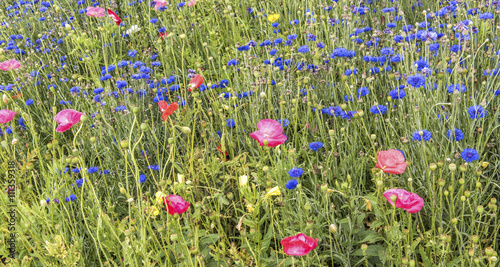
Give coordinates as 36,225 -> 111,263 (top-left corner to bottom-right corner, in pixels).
461,148 -> 479,162
407,75 -> 426,88
66,194 -> 77,202
447,128 -> 464,141
139,173 -> 147,183
412,129 -> 432,141
388,89 -> 406,100
128,50 -> 137,57
479,12 -> 493,20
288,168 -> 303,178
226,119 -> 235,128
309,142 -> 323,151
370,105 -> 387,114
148,165 -> 160,171
297,45 -> 309,53
88,167 -> 99,173
357,87 -> 370,98
278,119 -> 289,127
447,84 -> 466,93
286,179 -> 298,190
468,105 -> 487,119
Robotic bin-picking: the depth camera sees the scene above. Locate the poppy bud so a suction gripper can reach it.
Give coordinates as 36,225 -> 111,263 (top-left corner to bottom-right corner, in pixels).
133,107 -> 140,114
3,94 -> 9,105
26,162 -> 34,170
458,178 -> 464,185
492,198 -> 497,204
71,157 -> 79,164
328,130 -> 334,136
370,134 -> 376,140
90,136 -> 96,143
140,123 -> 148,131
263,139 -> 269,146
180,127 -> 191,135
11,138 -> 18,145
437,160 -> 444,167
80,114 -> 88,122
262,166 -> 269,172
120,187 -> 127,194
376,180 -> 383,187
449,164 -> 456,172
304,202 -> 311,211
476,182 -> 482,189
461,196 -> 466,201
329,223 -> 337,234
72,149 -> 79,156
444,190 -> 449,196
451,218 -> 458,225
170,234 -> 178,242
477,205 -> 484,214
390,195 -> 397,203
65,157 -> 72,164
464,190 -> 471,197
429,163 -> 437,171
320,184 -> 328,192
120,140 -> 129,148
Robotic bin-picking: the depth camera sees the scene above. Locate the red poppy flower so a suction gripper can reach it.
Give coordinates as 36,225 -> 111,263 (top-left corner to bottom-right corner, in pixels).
158,101 -> 178,121
107,9 -> 122,25
375,150 -> 407,174
159,32 -> 175,45
11,92 -> 22,100
217,145 -> 230,161
189,74 -> 204,91
281,233 -> 318,256
162,195 -> 190,215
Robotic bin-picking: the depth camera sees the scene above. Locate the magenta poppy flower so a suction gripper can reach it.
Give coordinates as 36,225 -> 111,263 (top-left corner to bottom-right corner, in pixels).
249,119 -> 287,147
375,150 -> 407,174
0,109 -> 16,124
383,189 -> 424,213
0,60 -> 21,71
162,195 -> 190,215
86,7 -> 106,17
54,109 -> 85,132
186,0 -> 197,7
155,0 -> 168,10
281,233 -> 318,256
107,9 -> 122,25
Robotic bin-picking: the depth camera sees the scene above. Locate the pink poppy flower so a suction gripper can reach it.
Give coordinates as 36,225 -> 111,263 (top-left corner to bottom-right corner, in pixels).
375,150 -> 407,174
162,195 -> 190,215
186,0 -> 197,7
86,7 -> 106,17
0,109 -> 16,124
155,0 -> 168,10
383,189 -> 424,213
249,119 -> 287,147
0,60 -> 21,71
54,109 -> 85,132
281,233 -> 318,256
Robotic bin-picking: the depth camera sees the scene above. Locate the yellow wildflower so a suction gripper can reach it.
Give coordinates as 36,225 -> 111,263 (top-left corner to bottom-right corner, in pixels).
268,14 -> 280,23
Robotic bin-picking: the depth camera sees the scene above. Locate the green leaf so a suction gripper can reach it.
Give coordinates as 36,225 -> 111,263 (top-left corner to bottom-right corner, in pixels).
419,245 -> 432,267
370,220 -> 384,229
218,195 -> 229,205
352,245 -> 385,257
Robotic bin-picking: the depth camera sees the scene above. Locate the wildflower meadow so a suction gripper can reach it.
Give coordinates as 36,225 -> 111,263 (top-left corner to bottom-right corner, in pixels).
0,0 -> 499,266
